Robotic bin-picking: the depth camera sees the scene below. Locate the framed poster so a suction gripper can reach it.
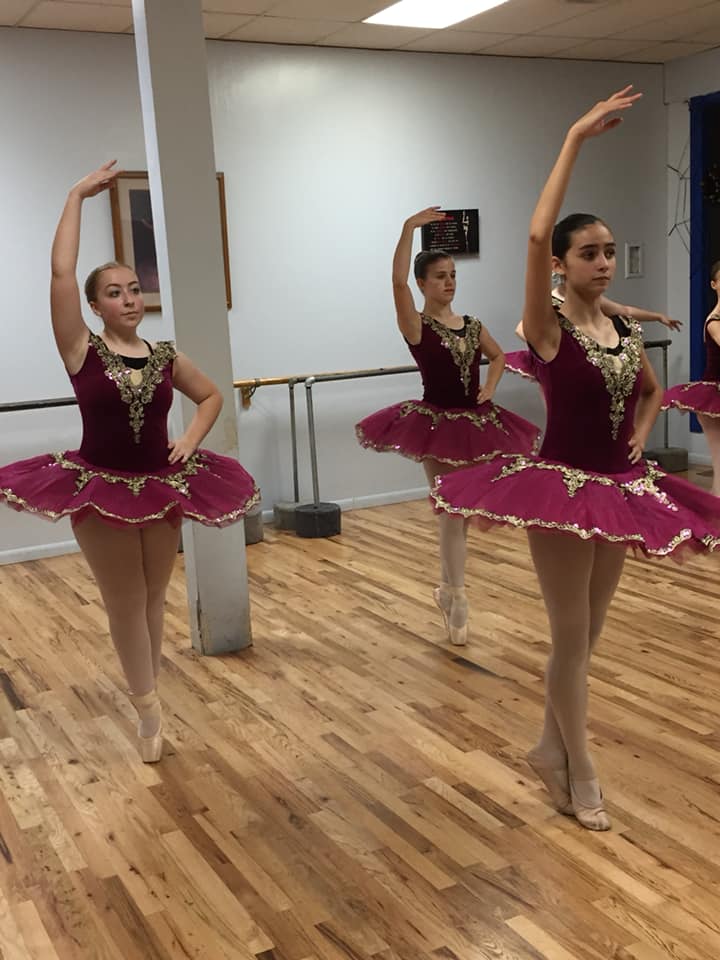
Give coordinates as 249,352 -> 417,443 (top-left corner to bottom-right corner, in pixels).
109,171 -> 232,311
421,208 -> 479,255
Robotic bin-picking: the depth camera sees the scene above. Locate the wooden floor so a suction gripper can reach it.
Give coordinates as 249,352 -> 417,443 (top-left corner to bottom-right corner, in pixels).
1,468 -> 720,960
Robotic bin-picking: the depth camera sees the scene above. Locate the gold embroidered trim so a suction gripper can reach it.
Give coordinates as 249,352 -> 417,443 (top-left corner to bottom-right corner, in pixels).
90,333 -> 177,444
431,458 -> 720,556
0,475 -> 260,526
355,424 -> 504,466
355,405 -> 541,465
0,487 -> 259,526
399,400 -> 508,434
662,382 -> 720,416
51,451 -> 207,497
680,380 -> 720,392
662,401 -> 720,417
504,357 -> 537,382
431,487 -> 718,557
421,314 -> 482,395
558,314 -> 642,440
491,455 -> 676,508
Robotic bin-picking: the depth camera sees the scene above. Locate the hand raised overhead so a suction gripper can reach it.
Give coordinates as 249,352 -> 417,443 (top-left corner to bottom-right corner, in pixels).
70,160 -> 121,200
570,85 -> 642,141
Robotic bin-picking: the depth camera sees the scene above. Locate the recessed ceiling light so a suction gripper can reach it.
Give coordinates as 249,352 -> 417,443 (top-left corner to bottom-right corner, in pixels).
365,0 -> 511,30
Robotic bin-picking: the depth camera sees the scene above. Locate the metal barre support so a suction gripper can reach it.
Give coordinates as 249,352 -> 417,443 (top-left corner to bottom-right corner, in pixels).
304,377 -> 320,506
288,379 -> 300,503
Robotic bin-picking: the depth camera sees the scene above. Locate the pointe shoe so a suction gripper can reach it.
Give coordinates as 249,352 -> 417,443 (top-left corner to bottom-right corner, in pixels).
129,690 -> 163,763
526,749 -> 573,815
570,778 -> 611,831
433,583 -> 452,636
448,586 -> 468,646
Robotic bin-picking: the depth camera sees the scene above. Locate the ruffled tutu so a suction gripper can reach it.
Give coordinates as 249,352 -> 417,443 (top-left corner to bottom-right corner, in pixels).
431,453 -> 720,560
504,349 -> 538,382
356,399 -> 541,466
662,381 -> 720,417
0,449 -> 259,529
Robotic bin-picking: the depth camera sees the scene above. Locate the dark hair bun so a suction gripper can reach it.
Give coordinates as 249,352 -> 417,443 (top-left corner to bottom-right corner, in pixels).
414,249 -> 453,279
552,213 -> 606,259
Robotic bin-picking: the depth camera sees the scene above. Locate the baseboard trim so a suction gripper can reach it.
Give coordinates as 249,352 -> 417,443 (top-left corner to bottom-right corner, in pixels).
4,489 -> 427,563
0,539 -> 81,566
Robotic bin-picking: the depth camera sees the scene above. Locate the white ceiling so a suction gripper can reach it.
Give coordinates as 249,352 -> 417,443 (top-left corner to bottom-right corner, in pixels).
4,0 -> 720,63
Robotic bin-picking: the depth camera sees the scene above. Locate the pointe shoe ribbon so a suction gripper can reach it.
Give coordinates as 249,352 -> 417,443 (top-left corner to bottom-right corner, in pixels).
448,586 -> 468,646
570,778 -> 611,831
129,690 -> 163,763
526,749 -> 573,815
433,584 -> 452,637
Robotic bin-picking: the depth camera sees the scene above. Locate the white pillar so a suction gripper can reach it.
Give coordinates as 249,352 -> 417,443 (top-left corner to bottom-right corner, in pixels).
132,0 -> 252,654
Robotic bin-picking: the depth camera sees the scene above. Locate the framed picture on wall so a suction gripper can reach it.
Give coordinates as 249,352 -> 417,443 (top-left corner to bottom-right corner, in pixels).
109,171 -> 232,312
421,209 -> 479,255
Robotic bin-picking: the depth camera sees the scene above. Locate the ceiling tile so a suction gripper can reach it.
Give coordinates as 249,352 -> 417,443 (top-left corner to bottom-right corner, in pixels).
318,21 -> 432,47
402,29 -> 514,53
225,15 -> 343,42
618,40 -> 713,61
480,34 -> 588,56
204,11 -> 254,38
203,0 -> 277,13
613,2 -> 720,42
265,0 -> 389,21
455,0 -> 613,34
20,2 -> 133,32
537,0 -> 713,39
0,0 -> 37,26
554,37 -> 654,59
12,0 -> 720,60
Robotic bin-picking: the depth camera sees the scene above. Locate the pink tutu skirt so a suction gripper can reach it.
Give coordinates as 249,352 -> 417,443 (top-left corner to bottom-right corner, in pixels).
431,453 -> 720,560
0,449 -> 259,529
662,381 -> 720,417
355,399 -> 541,466
504,349 -> 538,382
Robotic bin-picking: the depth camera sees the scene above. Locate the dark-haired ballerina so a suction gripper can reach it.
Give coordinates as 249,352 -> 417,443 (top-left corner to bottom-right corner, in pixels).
0,162 -> 258,763
356,207 -> 540,646
430,89 -> 720,830
506,266 -> 681,381
664,260 -> 720,496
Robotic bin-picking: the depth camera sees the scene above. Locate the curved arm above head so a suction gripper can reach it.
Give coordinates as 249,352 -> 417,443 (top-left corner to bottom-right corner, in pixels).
523,87 -> 641,360
392,207 -> 447,346
50,161 -> 120,373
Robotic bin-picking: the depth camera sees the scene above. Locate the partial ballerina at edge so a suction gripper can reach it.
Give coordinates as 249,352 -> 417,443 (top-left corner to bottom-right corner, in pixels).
663,260 -> 720,496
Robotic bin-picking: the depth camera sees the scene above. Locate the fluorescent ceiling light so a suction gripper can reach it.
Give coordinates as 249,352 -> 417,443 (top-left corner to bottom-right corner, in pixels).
365,0 -> 511,29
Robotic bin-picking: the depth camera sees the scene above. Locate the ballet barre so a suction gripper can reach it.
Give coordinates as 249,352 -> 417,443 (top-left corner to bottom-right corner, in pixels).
0,339 -> 677,528
234,365 -> 429,509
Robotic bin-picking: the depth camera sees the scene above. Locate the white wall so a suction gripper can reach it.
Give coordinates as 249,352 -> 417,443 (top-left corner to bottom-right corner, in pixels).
665,47 -> 720,462
0,26 -> 667,561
